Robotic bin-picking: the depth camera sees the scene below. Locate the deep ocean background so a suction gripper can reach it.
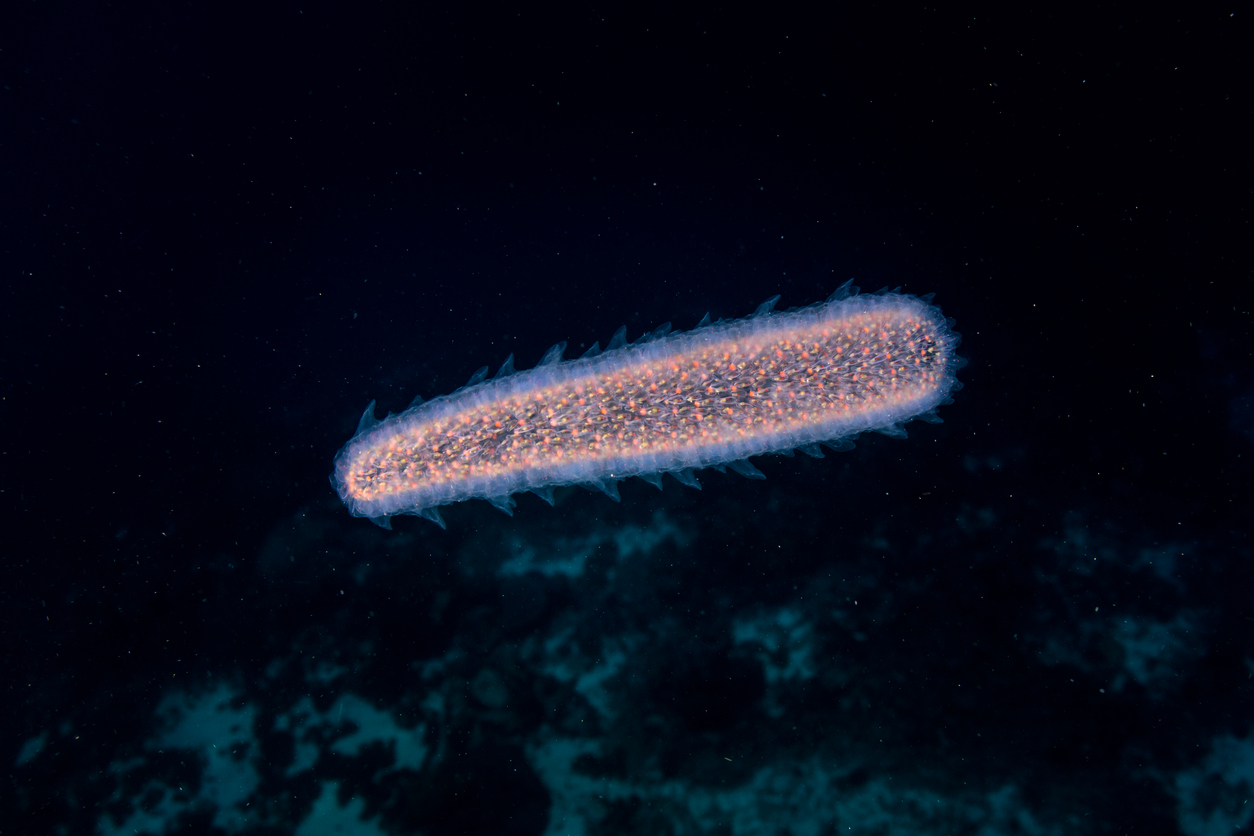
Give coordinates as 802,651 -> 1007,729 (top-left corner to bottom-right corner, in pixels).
3,3 -> 1251,834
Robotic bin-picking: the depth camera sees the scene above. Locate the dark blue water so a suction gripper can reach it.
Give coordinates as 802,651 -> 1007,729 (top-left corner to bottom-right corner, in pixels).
3,4 -> 1250,834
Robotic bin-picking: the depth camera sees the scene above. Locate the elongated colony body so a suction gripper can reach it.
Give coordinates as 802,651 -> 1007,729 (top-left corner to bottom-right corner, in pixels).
333,286 -> 963,528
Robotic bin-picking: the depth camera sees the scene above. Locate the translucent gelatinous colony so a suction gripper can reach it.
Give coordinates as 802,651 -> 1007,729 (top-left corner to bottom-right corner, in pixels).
332,285 -> 963,527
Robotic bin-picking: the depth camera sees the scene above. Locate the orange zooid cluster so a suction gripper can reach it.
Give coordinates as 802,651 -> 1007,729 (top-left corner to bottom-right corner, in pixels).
342,304 -> 950,505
